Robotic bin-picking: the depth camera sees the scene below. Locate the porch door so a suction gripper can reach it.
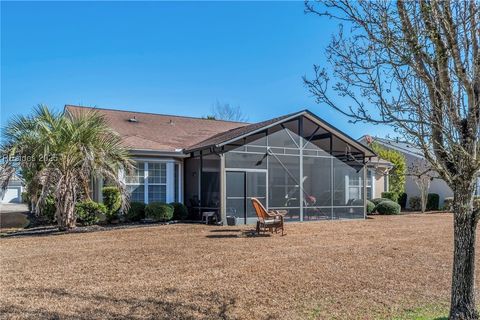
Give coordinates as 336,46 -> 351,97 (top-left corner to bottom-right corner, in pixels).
226,170 -> 267,224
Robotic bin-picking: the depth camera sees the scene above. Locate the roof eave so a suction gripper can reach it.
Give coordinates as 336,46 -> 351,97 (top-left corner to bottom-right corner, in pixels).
128,149 -> 189,158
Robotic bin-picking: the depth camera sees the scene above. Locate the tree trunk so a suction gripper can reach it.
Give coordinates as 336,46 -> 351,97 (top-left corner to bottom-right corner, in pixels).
56,178 -> 77,231
450,188 -> 479,320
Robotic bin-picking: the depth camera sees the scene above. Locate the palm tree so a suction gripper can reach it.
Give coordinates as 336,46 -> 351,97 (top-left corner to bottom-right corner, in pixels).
1,105 -> 132,230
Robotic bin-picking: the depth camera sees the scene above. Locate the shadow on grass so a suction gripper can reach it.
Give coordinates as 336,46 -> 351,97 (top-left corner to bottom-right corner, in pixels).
3,287 -> 238,320
206,229 -> 276,239
209,229 -> 243,233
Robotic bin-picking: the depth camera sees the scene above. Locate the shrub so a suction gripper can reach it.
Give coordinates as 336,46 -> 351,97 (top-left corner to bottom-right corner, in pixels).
366,200 -> 376,214
126,201 -> 146,221
409,196 -> 421,211
427,193 -> 440,211
371,198 -> 390,206
375,200 -> 401,215
75,200 -> 106,225
42,196 -> 56,223
443,197 -> 454,211
370,142 -> 406,196
21,192 -> 29,204
381,191 -> 398,202
442,196 -> 480,212
169,202 -> 188,220
398,192 -> 407,209
102,186 -> 122,221
145,202 -> 174,222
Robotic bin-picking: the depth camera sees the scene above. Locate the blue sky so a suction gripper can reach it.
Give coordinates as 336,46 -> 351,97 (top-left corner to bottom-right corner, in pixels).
1,1 -> 391,138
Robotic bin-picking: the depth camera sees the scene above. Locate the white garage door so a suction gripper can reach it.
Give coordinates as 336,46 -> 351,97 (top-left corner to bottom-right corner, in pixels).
1,187 -> 21,203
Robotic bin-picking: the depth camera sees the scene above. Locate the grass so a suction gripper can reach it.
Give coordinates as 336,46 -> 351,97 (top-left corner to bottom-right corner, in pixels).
1,213 -> 479,319
390,304 -> 448,320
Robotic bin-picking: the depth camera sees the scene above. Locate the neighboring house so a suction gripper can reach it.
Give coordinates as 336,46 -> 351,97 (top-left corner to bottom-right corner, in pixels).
359,136 -> 480,208
65,105 -> 378,225
365,156 -> 393,200
0,173 -> 24,204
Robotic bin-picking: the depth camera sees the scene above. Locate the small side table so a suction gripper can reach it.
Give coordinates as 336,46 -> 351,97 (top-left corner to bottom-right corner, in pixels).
202,211 -> 216,224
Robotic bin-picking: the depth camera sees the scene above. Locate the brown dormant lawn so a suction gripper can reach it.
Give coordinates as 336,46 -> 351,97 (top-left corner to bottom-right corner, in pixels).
1,213 -> 478,319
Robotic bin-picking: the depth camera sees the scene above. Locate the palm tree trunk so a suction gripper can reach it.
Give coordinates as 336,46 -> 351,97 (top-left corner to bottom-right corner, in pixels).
450,189 -> 479,320
56,177 -> 77,230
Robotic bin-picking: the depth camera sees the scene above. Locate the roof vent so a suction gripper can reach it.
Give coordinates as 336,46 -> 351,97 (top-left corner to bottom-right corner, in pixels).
128,116 -> 138,123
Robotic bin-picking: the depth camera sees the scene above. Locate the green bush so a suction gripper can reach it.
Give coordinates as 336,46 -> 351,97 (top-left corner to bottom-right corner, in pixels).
367,200 -> 376,214
102,186 -> 122,221
169,202 -> 188,220
427,193 -> 440,211
398,192 -> 407,209
42,196 -> 56,223
443,197 -> 454,211
21,192 -> 29,204
375,200 -> 401,215
409,196 -> 421,211
381,192 -> 398,202
370,142 -> 406,196
145,202 -> 174,222
126,201 -> 146,221
75,200 -> 106,225
371,198 -> 390,206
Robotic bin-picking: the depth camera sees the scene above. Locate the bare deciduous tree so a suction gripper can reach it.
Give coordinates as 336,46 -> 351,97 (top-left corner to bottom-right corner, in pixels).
304,1 -> 479,318
208,101 -> 248,122
409,159 -> 436,213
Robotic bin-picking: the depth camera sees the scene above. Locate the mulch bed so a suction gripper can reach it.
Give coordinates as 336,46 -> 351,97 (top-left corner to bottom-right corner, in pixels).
0,213 -> 477,319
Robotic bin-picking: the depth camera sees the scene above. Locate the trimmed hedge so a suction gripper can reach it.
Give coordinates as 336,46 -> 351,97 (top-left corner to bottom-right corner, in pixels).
427,193 -> 440,211
366,200 -> 375,214
75,200 -> 106,225
381,191 -> 398,202
409,196 -> 421,211
371,198 -> 390,206
375,200 -> 401,215
126,201 -> 146,221
398,192 -> 407,209
102,186 -> 122,222
145,202 -> 174,222
170,202 -> 188,220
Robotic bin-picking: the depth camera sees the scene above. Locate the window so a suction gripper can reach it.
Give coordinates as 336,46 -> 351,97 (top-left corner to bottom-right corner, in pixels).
125,161 -> 171,203
126,162 -> 145,202
148,163 -> 167,202
366,170 -> 374,199
348,173 -> 363,203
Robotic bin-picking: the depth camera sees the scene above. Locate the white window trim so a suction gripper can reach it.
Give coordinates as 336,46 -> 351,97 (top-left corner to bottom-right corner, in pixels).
125,160 -> 182,204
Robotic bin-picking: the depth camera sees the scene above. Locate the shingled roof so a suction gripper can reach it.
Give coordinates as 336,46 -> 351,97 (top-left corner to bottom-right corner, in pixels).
65,105 -> 375,157
64,105 -> 247,153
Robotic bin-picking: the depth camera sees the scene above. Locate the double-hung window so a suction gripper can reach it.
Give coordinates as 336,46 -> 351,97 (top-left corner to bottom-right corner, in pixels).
126,162 -> 145,202
125,161 -> 168,203
147,162 -> 167,203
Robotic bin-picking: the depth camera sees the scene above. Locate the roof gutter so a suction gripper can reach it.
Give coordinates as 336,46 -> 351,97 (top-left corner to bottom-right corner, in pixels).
128,149 -> 189,158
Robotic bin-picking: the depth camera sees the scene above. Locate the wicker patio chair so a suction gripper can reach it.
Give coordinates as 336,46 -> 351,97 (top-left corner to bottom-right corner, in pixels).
251,198 -> 285,236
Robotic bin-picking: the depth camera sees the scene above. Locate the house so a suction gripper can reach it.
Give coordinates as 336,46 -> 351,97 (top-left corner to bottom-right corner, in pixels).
359,136 -> 480,208
364,156 -> 392,200
65,105 -> 379,224
0,173 -> 24,204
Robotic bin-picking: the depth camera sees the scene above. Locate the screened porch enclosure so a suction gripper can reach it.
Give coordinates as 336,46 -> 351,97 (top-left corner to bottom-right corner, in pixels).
184,115 -> 367,224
